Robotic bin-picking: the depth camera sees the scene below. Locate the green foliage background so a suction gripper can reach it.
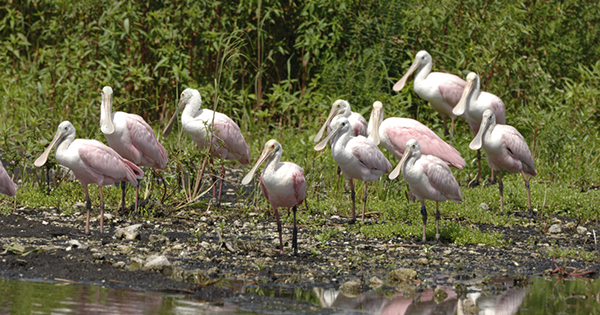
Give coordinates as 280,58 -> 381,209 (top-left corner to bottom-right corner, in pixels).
1,0 -> 600,241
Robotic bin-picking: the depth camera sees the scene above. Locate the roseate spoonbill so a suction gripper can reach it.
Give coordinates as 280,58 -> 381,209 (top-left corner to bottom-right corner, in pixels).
470,109 -> 536,214
163,88 -> 250,199
100,86 -> 168,215
314,99 -> 368,144
314,99 -> 368,180
315,117 -> 391,222
34,121 -> 143,234
393,50 -> 466,136
0,160 -> 16,197
453,72 -> 506,184
368,101 -> 465,169
390,139 -> 462,242
241,139 -> 306,255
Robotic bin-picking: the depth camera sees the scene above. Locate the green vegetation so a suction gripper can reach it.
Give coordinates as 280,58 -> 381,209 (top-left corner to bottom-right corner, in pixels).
1,1 -> 600,246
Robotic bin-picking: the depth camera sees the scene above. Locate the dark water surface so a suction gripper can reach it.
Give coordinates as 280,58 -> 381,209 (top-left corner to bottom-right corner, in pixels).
1,275 -> 599,314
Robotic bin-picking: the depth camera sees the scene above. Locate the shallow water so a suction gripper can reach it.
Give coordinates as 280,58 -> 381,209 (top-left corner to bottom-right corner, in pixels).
0,275 -> 599,314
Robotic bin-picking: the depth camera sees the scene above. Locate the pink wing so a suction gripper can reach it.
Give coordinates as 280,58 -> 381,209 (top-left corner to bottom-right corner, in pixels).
491,97 -> 506,125
0,161 -> 16,197
78,140 -> 144,186
385,118 -> 465,169
438,74 -> 466,106
349,137 -> 392,173
498,125 -> 537,177
349,112 -> 368,137
126,114 -> 168,169
213,116 -> 251,165
292,170 -> 307,207
421,155 -> 462,202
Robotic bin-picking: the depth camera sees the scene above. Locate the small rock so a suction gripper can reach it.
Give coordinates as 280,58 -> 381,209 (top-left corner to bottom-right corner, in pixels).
143,255 -> 171,273
72,202 -> 86,209
462,299 -> 481,315
416,258 -> 429,266
92,253 -> 104,260
207,267 -> 220,275
339,279 -> 361,297
389,268 -> 417,281
480,203 -> 489,210
129,257 -> 145,271
433,287 -> 448,303
548,224 -> 561,234
563,222 -> 577,233
531,253 -> 541,259
67,240 -> 88,250
102,213 -> 114,221
112,261 -> 125,269
369,276 -> 383,289
114,224 -> 143,240
149,234 -> 167,244
116,245 -> 133,255
577,226 -> 588,234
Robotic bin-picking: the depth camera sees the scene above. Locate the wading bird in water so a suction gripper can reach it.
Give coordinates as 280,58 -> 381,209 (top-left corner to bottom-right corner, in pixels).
453,72 -> 506,185
315,117 -> 391,222
0,160 -> 16,197
368,101 -> 465,169
393,50 -> 466,137
469,109 -> 536,214
390,139 -> 462,242
163,88 -> 250,199
34,121 -> 143,234
242,139 -> 306,255
100,86 -> 168,215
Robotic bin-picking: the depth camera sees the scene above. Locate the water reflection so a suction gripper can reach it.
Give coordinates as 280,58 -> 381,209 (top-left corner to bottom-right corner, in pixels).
1,275 -> 599,314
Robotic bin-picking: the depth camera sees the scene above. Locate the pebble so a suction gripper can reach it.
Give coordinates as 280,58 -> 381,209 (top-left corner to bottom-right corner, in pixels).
548,224 -> 561,234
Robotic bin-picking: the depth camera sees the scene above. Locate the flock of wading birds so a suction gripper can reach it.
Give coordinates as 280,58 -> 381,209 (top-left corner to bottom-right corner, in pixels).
0,50 -> 537,255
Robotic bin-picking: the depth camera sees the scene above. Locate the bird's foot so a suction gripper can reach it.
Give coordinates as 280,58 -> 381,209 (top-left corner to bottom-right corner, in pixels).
468,178 -> 480,188
347,217 -> 357,225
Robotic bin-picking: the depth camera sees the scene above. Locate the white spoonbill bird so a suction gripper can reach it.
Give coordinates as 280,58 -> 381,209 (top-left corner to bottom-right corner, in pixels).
163,88 -> 251,199
368,101 -> 465,169
315,117 -> 391,222
453,72 -> 506,184
393,50 -> 466,136
0,160 -> 16,197
469,109 -> 536,214
390,139 -> 462,242
313,99 -> 368,144
34,121 -> 143,234
100,86 -> 168,215
242,139 -> 306,255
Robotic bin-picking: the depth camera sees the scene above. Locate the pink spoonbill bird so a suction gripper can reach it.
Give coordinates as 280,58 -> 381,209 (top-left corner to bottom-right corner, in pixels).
390,139 -> 462,242
34,121 -> 144,234
0,160 -> 16,197
315,117 -> 392,222
453,72 -> 506,184
368,101 -> 465,169
163,88 -> 251,199
314,99 -> 368,144
469,109 -> 536,214
393,50 -> 466,136
241,139 -> 306,255
100,86 -> 168,215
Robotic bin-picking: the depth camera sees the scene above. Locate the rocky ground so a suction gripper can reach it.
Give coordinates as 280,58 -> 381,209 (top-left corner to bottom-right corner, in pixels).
1,184 -> 599,305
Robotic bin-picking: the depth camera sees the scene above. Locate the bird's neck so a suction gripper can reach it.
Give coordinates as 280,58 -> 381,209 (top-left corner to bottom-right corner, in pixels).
264,152 -> 282,173
182,95 -> 203,121
55,134 -> 75,157
414,62 -> 432,82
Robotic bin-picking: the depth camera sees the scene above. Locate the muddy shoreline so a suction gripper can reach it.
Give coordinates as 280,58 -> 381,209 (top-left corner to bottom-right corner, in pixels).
1,198 -> 598,302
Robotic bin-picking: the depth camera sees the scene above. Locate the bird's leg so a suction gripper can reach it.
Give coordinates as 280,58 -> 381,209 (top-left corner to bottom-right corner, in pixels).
450,118 -> 455,138
521,170 -> 533,216
151,168 -> 168,204
349,179 -> 356,222
435,202 -> 441,242
498,170 -> 504,214
477,149 -> 482,184
442,116 -> 449,138
336,166 -> 341,190
292,206 -> 298,256
84,185 -> 91,235
99,186 -> 104,234
134,184 -> 140,215
361,182 -> 368,222
218,165 -> 225,200
274,207 -> 284,254
420,200 -> 427,243
489,168 -> 496,185
120,181 -> 127,216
